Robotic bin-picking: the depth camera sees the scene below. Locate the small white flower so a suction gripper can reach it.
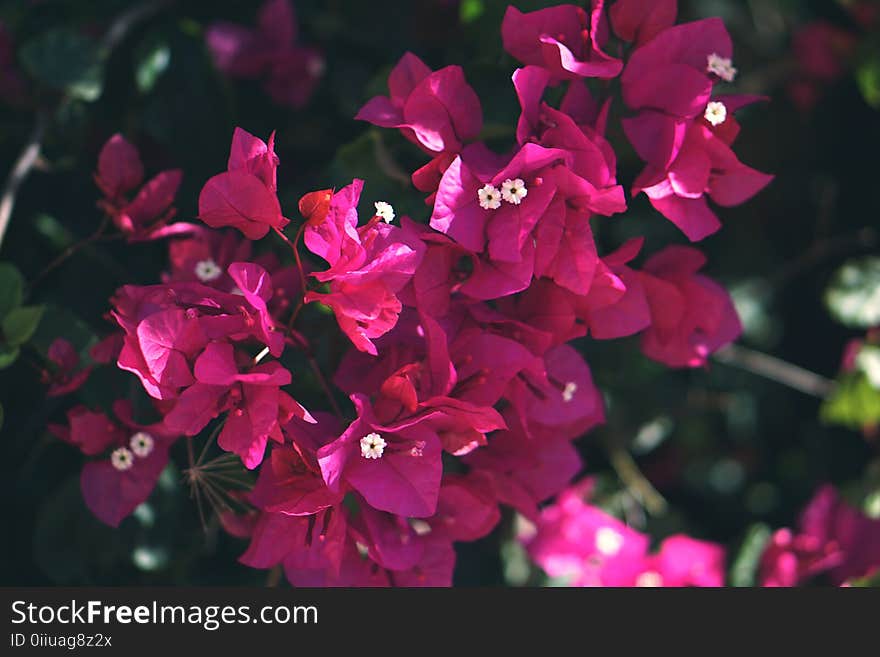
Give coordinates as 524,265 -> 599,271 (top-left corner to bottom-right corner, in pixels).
595,527 -> 625,556
704,101 -> 728,127
374,201 -> 395,223
706,53 -> 737,82
194,259 -> 222,282
477,184 -> 502,210
129,431 -> 155,458
562,381 -> 578,403
501,178 -> 528,205
360,432 -> 387,459
636,571 -> 664,587
111,447 -> 134,471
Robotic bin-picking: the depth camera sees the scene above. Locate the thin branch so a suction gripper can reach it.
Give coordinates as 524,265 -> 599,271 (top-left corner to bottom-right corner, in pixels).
0,112 -> 48,250
273,224 -> 309,294
27,214 -> 113,292
370,130 -> 411,186
308,353 -> 344,421
713,343 -> 836,398
769,227 -> 878,292
607,445 -> 668,516
0,0 -> 172,253
99,0 -> 173,53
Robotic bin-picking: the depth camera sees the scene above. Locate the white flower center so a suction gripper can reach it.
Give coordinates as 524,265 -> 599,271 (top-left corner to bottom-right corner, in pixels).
477,184 -> 502,210
501,178 -> 528,205
111,446 -> 134,471
706,53 -> 737,82
562,381 -> 578,402
636,571 -> 664,587
595,527 -> 624,556
129,431 -> 154,458
360,432 -> 387,459
374,201 -> 395,223
194,259 -> 222,282
704,101 -> 728,127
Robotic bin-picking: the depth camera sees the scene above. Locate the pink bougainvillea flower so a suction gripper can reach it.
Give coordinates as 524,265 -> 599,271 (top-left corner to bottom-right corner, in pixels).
333,310 -> 511,455
524,480 -> 726,586
501,3 -> 623,82
629,107 -> 773,241
609,0 -> 677,47
79,401 -> 179,527
356,52 -> 482,157
248,443 -> 342,516
506,343 -> 606,441
206,0 -> 324,108
429,473 -> 501,542
50,400 -> 180,527
164,227 -> 253,290
576,237 -> 652,339
95,134 -> 144,201
49,406 -> 127,456
621,18 -> 732,119
639,535 -> 726,587
317,394 -> 442,518
430,138 -> 623,296
465,408 -> 582,521
42,338 -> 92,397
198,128 -> 288,239
761,485 -> 880,586
164,340 -> 313,469
111,262 -> 286,401
638,245 -> 742,368
303,180 -> 425,355
240,507 -> 348,581
94,134 -> 187,242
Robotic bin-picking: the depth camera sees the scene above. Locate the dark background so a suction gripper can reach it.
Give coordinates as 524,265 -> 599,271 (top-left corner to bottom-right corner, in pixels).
0,0 -> 878,586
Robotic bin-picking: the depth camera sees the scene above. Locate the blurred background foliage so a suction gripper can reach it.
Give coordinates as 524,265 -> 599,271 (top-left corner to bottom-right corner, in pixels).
0,0 -> 878,586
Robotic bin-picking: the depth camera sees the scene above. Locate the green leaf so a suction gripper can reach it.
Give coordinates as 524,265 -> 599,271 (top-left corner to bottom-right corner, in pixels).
134,36 -> 171,94
857,53 -> 880,109
0,262 -> 24,318
0,343 -> 20,369
20,28 -> 104,101
2,305 -> 45,346
821,373 -> 880,430
824,257 -> 880,328
729,523 -> 771,587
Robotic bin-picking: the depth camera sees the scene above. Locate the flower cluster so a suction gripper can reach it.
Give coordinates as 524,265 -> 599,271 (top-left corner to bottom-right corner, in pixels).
95,134 -> 185,242
522,480 -> 725,587
45,2 -> 785,586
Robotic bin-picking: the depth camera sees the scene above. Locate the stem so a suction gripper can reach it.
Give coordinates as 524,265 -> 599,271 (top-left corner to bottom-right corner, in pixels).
713,343 -> 836,398
0,112 -> 48,250
286,298 -> 306,333
607,445 -> 668,516
28,214 -> 114,292
99,0 -> 172,53
308,353 -> 343,421
273,224 -> 309,294
769,227 -> 878,292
